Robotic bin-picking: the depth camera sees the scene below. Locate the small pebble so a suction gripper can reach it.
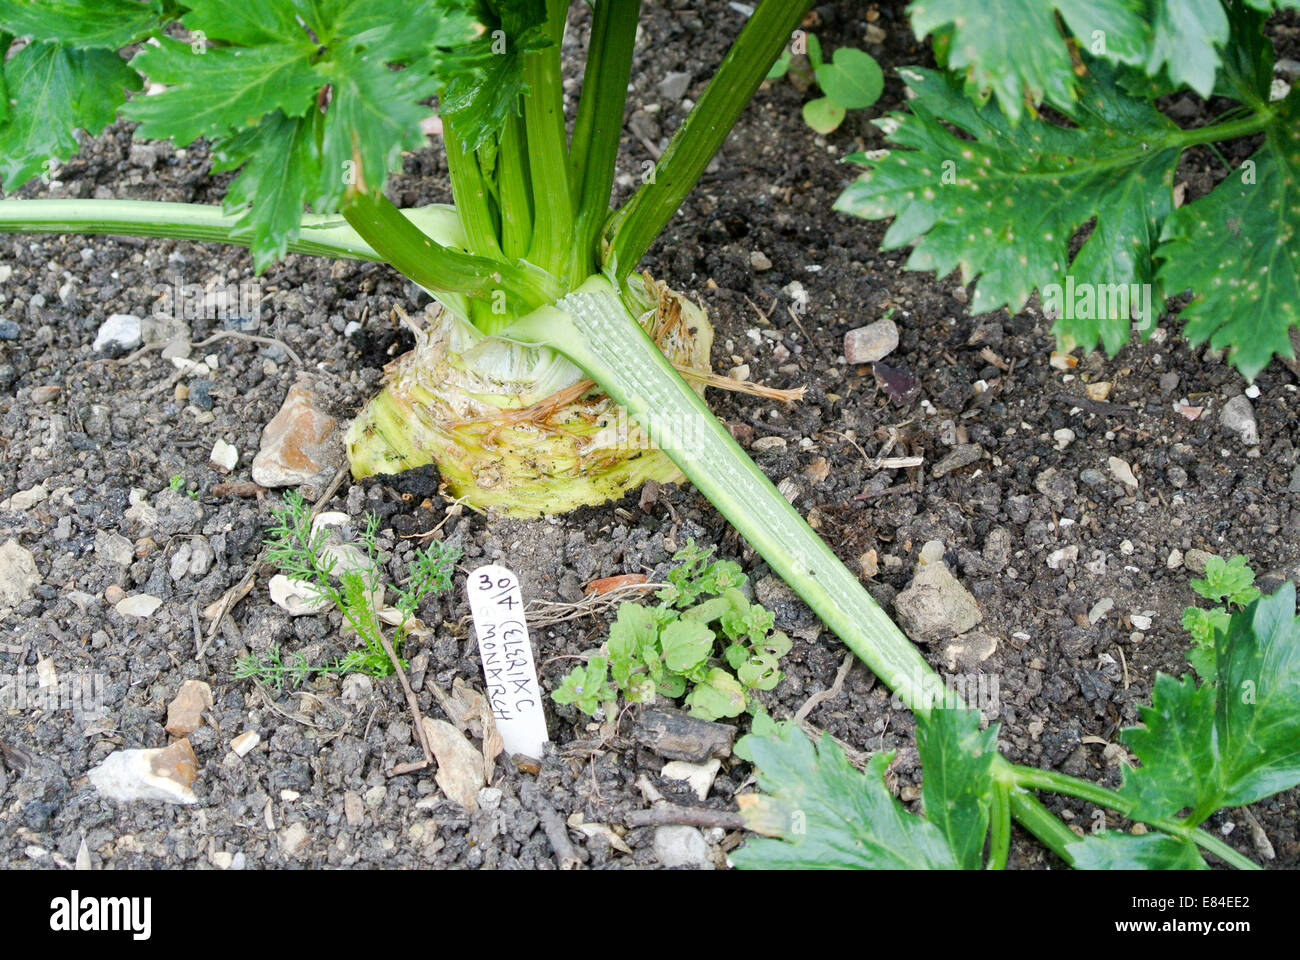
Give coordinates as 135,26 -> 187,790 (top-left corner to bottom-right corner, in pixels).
0,320 -> 18,340
190,379 -> 214,411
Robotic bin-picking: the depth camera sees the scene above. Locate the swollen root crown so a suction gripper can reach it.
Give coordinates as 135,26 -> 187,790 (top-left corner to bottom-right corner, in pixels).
346,281 -> 714,516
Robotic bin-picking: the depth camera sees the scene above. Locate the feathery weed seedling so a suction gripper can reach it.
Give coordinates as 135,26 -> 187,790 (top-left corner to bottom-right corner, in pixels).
237,490 -> 459,684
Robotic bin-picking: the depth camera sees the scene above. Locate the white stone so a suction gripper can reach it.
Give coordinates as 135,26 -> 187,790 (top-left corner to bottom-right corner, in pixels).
0,539 -> 40,607
660,758 -> 722,801
653,825 -> 713,869
268,573 -> 329,616
92,314 -> 142,352
230,730 -> 260,757
114,594 -> 162,618
209,439 -> 238,472
0,485 -> 47,511
87,740 -> 198,804
844,317 -> 900,364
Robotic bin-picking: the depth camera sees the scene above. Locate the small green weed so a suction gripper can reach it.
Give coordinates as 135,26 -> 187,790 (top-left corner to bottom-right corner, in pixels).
1181,553 -> 1259,680
552,542 -> 791,721
767,32 -> 883,134
233,490 -> 460,688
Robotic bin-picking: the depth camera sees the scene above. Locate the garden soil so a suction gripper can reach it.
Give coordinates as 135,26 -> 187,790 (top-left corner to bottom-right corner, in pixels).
1,1 -> 1297,869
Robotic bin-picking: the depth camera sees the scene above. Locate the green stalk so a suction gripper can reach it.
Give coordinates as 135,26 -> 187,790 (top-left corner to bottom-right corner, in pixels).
443,117 -> 505,261
987,778 -> 1011,870
509,276 -> 949,711
341,189 -> 562,314
522,0 -> 575,280
1007,791 -> 1082,867
503,276 -> 1088,864
604,0 -> 812,277
498,114 -> 535,259
0,198 -> 386,260
569,0 -> 642,268
1011,766 -> 1261,870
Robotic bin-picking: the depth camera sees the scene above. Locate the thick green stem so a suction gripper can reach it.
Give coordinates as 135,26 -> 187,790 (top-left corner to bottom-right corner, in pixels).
0,198 -> 384,260
523,0 -> 574,279
443,117 -> 505,261
605,0 -> 812,277
570,0 -> 642,269
342,189 -> 561,316
511,276 -> 947,708
505,275 -> 1084,864
1008,791 -> 1081,867
1011,765 -> 1261,870
498,114 -> 535,259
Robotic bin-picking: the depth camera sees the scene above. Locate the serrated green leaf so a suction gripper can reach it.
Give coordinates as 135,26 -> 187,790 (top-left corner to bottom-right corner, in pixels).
659,619 -> 714,674
835,66 -> 1179,348
0,40 -> 139,190
916,707 -> 997,870
733,726 -> 961,869
182,0 -> 316,48
1068,831 -> 1209,869
908,0 -> 1075,123
438,0 -> 551,151
211,111 -> 319,272
816,48 -> 882,110
125,36 -> 321,144
0,0 -> 162,49
1157,93 -> 1300,380
802,97 -> 844,134
1120,584 -> 1300,824
1144,0 -> 1228,97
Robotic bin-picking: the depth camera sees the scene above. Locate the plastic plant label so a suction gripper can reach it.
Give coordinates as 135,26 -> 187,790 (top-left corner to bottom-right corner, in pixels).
466,564 -> 549,760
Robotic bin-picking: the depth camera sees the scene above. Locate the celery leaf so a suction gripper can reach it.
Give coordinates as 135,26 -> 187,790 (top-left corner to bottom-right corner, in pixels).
835,66 -> 1179,353
732,724 -> 961,869
1155,90 -> 1300,380
1120,584 -> 1300,825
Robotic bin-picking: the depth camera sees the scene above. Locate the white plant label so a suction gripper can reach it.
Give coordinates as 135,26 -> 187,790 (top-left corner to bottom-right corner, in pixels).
466,564 -> 549,760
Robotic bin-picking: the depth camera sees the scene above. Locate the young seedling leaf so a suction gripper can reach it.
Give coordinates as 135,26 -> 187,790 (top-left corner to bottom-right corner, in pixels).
0,40 -> 139,190
1156,93 -> 1300,380
1120,584 -> 1300,825
916,707 -> 998,870
733,724 -> 961,869
1067,831 -> 1209,870
660,619 -> 715,674
684,668 -> 746,721
815,47 -> 882,110
835,66 -> 1179,352
1190,554 -> 1259,607
802,96 -> 845,134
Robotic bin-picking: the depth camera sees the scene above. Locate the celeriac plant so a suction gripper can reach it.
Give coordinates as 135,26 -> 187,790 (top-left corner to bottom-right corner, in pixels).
1,0 -> 1293,869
